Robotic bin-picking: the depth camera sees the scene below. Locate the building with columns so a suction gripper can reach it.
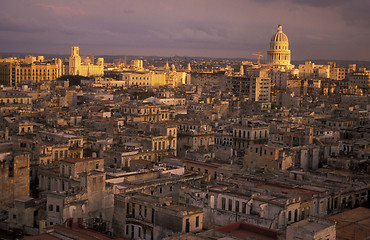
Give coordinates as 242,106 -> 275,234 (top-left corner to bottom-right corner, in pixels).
267,25 -> 291,67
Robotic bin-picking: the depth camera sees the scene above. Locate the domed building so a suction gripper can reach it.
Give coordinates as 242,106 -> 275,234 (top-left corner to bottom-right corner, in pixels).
267,25 -> 291,66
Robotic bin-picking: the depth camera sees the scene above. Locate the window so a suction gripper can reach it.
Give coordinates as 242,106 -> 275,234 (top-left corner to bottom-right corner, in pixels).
242,202 -> 246,214
56,205 -> 60,212
127,203 -> 130,215
221,198 -> 226,210
294,209 -> 298,222
96,163 -> 99,169
235,200 -> 240,212
288,211 -> 292,221
196,216 -> 199,228
49,204 -> 53,211
185,218 -> 190,233
228,199 -> 232,211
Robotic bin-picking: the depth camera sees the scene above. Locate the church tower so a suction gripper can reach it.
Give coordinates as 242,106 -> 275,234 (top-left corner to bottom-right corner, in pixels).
267,25 -> 291,66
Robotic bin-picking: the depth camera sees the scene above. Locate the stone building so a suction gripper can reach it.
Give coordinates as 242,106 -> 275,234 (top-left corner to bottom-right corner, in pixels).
38,157 -> 104,193
286,217 -> 336,240
46,170 -> 115,230
114,193 -> 203,240
38,131 -> 84,159
7,197 -> 46,235
0,151 -> 30,211
0,95 -> 33,115
244,144 -> 293,170
232,119 -> 269,156
177,121 -> 214,158
121,101 -> 172,124
183,160 -> 220,181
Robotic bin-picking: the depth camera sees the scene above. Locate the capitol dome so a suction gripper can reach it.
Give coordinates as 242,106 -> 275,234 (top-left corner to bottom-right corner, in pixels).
270,25 -> 289,42
267,25 -> 291,66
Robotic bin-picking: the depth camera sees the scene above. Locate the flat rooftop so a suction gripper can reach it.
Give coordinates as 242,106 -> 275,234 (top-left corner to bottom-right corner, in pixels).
216,222 -> 284,240
289,217 -> 335,233
61,157 -> 103,164
329,207 -> 370,240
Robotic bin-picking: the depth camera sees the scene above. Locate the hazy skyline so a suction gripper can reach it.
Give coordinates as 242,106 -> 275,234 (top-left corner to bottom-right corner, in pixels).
1,0 -> 369,60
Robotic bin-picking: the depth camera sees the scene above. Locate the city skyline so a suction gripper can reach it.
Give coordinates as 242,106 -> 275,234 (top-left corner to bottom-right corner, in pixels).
1,0 -> 370,61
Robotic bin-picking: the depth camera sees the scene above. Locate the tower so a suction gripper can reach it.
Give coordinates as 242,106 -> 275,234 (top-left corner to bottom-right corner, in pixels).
240,64 -> 244,76
165,61 -> 170,72
267,25 -> 291,66
69,46 -> 81,75
187,62 -> 191,72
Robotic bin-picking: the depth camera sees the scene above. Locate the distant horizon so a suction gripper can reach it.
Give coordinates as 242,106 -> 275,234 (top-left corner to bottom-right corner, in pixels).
0,52 -> 370,64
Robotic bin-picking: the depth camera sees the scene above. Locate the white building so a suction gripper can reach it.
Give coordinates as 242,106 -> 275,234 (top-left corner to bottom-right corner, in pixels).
267,25 -> 292,67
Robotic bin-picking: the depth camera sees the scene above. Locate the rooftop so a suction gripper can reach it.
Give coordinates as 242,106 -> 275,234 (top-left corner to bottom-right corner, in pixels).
216,222 -> 284,240
329,207 -> 370,240
61,157 -> 103,164
288,217 -> 335,233
24,222 -> 128,240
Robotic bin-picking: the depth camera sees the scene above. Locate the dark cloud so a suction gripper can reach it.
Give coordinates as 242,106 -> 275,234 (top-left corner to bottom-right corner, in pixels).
0,0 -> 369,60
0,15 -> 50,33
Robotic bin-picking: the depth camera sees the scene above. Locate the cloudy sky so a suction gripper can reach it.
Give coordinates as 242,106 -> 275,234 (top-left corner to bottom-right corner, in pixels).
1,0 -> 369,60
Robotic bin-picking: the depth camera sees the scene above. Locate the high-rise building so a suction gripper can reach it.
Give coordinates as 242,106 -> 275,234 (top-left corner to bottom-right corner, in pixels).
226,68 -> 271,102
267,25 -> 291,66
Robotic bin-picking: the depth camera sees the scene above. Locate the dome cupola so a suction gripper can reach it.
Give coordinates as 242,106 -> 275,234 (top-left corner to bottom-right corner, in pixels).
267,25 -> 291,66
